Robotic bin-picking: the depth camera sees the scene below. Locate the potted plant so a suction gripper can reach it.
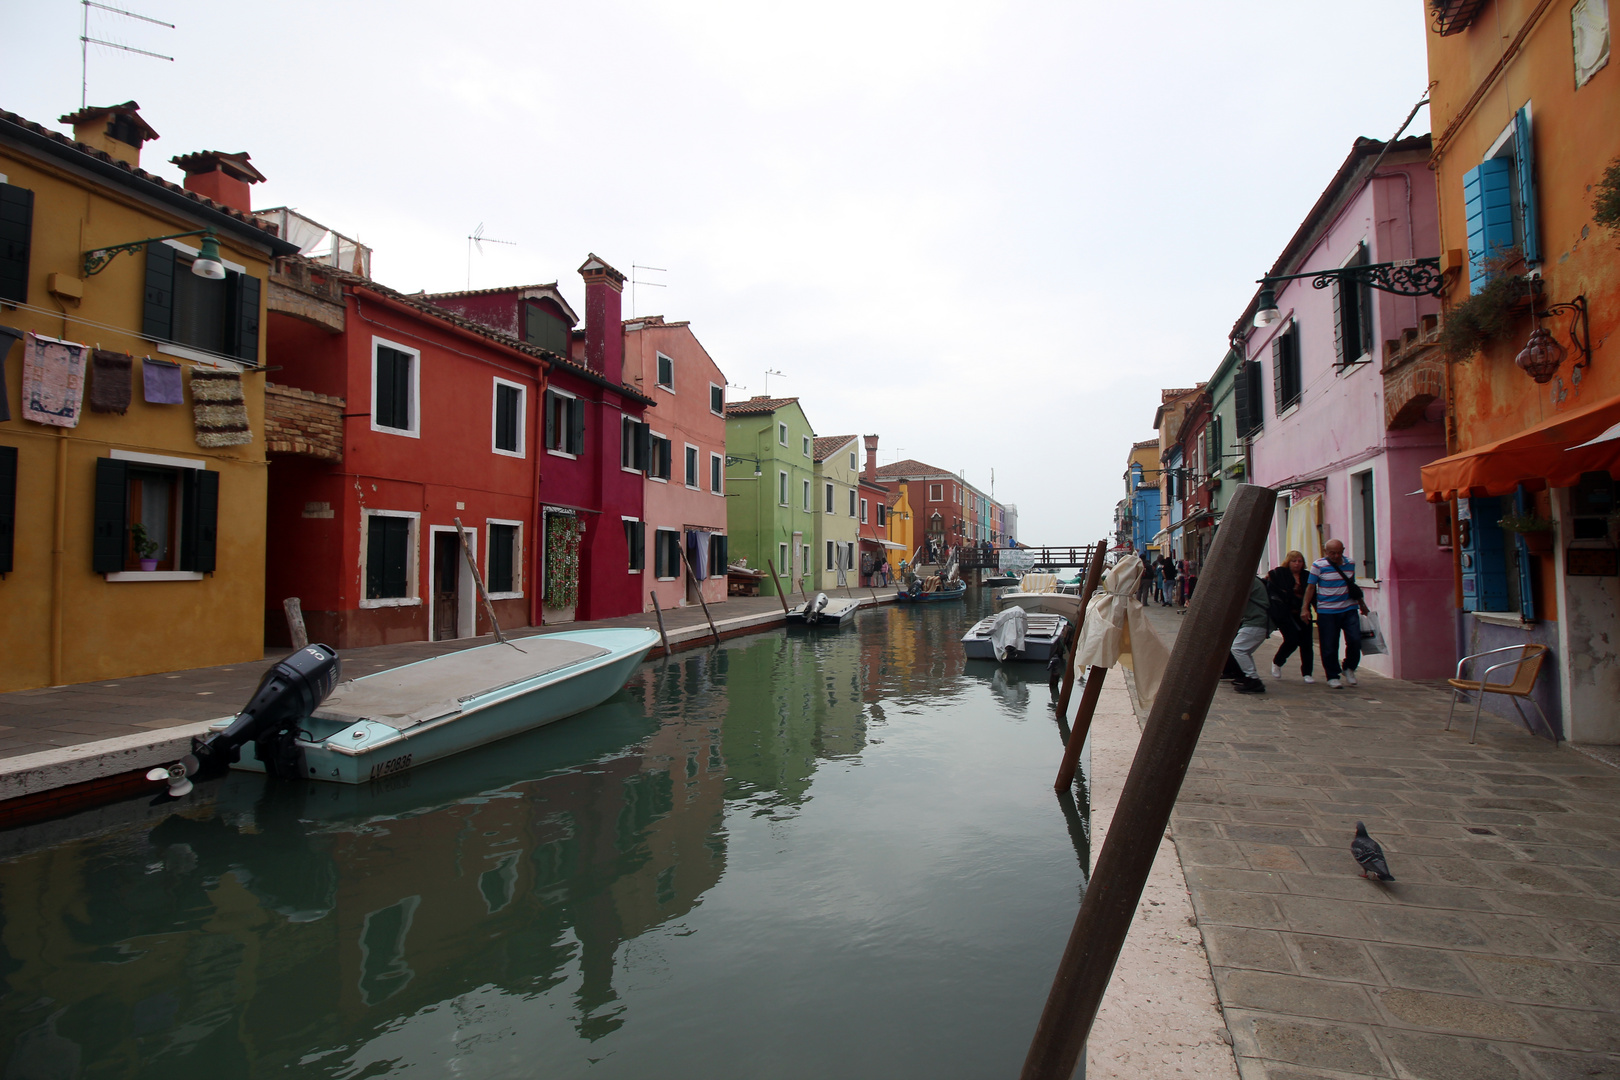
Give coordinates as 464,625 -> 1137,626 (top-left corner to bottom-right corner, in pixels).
1437,250 -> 1539,363
130,522 -> 160,571
1498,509 -> 1556,555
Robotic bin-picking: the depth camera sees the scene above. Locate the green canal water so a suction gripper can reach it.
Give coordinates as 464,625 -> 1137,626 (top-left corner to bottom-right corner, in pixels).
0,596 -> 1092,1079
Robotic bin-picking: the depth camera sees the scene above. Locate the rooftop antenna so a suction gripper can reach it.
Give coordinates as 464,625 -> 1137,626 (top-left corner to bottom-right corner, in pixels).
465,223 -> 516,290
81,1 -> 175,110
630,264 -> 666,319
763,369 -> 785,396
891,447 -> 906,463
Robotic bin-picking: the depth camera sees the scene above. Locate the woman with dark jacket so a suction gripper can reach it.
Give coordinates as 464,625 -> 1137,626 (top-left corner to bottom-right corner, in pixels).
1266,550 -> 1314,682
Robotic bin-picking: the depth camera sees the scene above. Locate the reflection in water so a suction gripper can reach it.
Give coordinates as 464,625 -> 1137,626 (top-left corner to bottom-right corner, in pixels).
0,594 -> 1090,1079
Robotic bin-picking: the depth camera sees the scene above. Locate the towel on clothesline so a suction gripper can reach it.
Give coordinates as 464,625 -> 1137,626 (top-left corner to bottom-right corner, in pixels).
190,368 -> 252,447
89,350 -> 133,413
142,358 -> 183,404
20,332 -> 87,428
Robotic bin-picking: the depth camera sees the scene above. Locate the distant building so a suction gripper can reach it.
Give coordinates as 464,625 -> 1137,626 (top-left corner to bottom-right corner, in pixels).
812,435 -> 861,590
723,396 -> 818,595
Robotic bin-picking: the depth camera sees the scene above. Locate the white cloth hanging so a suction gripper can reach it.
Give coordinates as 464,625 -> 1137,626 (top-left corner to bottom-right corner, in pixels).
1072,554 -> 1172,712
988,605 -> 1028,661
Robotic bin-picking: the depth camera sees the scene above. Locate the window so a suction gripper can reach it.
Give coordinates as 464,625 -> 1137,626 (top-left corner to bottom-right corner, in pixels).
1352,471 -> 1377,581
803,435 -> 812,458
802,544 -> 811,579
372,340 -> 418,436
1333,242 -> 1373,368
656,353 -> 674,389
685,444 -> 700,488
803,478 -> 811,510
779,422 -> 788,446
486,521 -> 521,596
654,529 -> 682,579
877,503 -> 887,527
492,378 -> 525,456
778,542 -> 789,575
929,483 -> 943,502
1272,320 -> 1302,413
710,452 -> 723,494
709,533 -> 728,571
826,541 -> 835,570
92,453 -> 217,578
1463,105 -> 1540,291
523,301 -> 569,355
1459,494 -> 1533,619
849,489 -> 857,517
621,416 -> 650,470
860,498 -> 869,523
849,450 -> 857,471
142,240 -> 261,362
710,383 -> 725,416
0,182 -> 33,305
1233,358 -> 1264,438
825,483 -> 835,513
624,518 -> 645,572
362,511 -> 417,603
545,389 -> 585,456
648,433 -> 672,481
779,470 -> 789,506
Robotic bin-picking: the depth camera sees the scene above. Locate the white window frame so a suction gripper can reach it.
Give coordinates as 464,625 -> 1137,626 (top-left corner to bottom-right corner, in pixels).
779,422 -> 789,446
825,482 -> 835,514
154,237 -> 250,367
802,544 -> 811,578
623,515 -> 643,575
929,483 -> 943,502
370,335 -> 421,439
103,449 -> 208,582
1351,468 -> 1379,586
803,435 -> 812,458
709,382 -> 725,417
1335,240 -> 1374,369
710,451 -> 724,495
848,489 -> 857,517
656,351 -> 675,392
546,386 -> 580,460
654,527 -> 682,581
359,509 -> 422,608
826,540 -> 835,571
849,450 -> 857,471
649,429 -> 670,484
621,415 -> 642,474
485,518 -> 524,599
779,470 -> 790,507
803,478 -> 812,511
860,498 -> 869,524
778,542 -> 789,576
684,442 -> 701,489
491,376 -> 526,458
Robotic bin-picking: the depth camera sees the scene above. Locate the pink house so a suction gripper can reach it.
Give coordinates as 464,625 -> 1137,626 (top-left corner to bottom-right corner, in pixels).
622,316 -> 730,611
1238,135 -> 1453,681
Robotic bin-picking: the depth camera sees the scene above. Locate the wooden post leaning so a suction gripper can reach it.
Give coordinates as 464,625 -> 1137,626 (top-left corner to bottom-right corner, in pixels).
677,543 -> 723,645
766,560 -> 793,618
1053,666 -> 1108,792
1055,540 -> 1109,720
649,592 -> 672,657
1020,483 -> 1277,1080
283,597 -> 309,650
454,517 -> 508,644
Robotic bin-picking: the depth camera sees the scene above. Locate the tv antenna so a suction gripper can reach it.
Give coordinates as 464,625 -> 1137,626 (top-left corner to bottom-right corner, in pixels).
630,264 -> 666,318
80,1 -> 175,109
763,369 -> 785,395
466,223 -> 516,289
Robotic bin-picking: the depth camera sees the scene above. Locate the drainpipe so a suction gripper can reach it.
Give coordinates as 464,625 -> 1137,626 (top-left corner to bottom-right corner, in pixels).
51,429 -> 67,685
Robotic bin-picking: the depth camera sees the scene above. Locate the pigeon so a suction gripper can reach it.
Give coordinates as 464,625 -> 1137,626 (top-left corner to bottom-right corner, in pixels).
1352,822 -> 1394,881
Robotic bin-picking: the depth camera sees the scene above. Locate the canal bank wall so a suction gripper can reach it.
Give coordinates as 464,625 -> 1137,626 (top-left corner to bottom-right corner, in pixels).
0,590 -> 900,827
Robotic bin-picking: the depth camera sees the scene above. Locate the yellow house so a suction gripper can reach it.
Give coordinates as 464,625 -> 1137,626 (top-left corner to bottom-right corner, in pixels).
885,481 -> 915,575
0,103 -> 296,690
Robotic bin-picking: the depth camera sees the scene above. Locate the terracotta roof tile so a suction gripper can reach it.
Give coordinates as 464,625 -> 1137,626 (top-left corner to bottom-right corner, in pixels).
724,395 -> 799,417
813,434 -> 857,461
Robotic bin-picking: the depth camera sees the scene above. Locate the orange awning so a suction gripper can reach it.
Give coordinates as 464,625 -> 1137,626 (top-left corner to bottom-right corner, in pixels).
1421,392 -> 1620,503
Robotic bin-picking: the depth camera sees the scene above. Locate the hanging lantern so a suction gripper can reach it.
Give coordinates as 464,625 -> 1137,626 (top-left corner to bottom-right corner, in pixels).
1515,327 -> 1567,383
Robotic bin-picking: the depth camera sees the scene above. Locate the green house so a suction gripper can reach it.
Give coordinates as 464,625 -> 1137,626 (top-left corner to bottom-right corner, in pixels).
724,396 -> 820,596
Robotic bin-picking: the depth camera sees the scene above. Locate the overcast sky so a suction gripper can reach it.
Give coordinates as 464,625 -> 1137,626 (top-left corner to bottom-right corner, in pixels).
8,1 -> 1432,544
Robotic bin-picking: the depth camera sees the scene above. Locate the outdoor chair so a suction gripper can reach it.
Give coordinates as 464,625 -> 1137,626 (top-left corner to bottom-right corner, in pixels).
1445,644 -> 1557,745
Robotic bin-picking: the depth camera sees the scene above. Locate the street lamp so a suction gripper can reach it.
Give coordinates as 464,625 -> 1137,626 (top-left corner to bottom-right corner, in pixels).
1251,257 -> 1444,329
84,229 -> 227,279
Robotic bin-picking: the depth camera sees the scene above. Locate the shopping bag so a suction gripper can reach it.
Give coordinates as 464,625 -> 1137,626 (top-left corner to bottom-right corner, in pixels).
1359,610 -> 1388,656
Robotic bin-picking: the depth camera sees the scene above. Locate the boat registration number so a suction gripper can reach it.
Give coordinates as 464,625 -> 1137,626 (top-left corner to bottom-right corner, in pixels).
368,753 -> 413,781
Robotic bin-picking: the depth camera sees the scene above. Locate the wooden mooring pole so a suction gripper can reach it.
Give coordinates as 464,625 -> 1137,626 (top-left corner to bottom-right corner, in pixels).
648,592 -> 672,657
1055,540 -> 1108,720
1020,484 -> 1276,1080
454,517 -> 508,644
1054,666 -> 1107,792
766,560 -> 792,618
678,543 -> 722,645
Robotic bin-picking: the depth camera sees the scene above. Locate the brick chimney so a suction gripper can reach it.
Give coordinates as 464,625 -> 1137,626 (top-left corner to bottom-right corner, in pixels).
171,151 -> 265,213
578,254 -> 625,385
59,102 -> 158,168
864,434 -> 879,482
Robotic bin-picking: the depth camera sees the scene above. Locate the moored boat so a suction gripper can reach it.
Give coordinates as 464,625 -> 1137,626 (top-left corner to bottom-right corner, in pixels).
993,573 -> 1082,621
962,608 -> 1070,663
786,592 -> 861,626
894,578 -> 967,603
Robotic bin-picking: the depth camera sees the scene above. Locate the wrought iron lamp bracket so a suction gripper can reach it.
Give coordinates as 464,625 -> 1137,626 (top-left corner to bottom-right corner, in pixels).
1259,257 -> 1444,298
83,229 -> 213,277
1539,295 -> 1590,370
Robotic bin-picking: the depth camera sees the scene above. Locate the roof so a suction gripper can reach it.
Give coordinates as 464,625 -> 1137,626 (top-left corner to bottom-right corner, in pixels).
725,395 -> 799,417
813,434 -> 858,461
170,150 -> 266,184
875,458 -> 958,480
623,315 -> 692,330
1131,438 -> 1159,450
59,101 -> 159,143
420,283 -> 579,326
0,108 -> 294,253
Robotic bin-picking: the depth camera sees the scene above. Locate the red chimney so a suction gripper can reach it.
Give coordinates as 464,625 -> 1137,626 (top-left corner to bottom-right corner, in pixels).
171,151 -> 265,214
863,434 -> 879,482
578,254 -> 625,384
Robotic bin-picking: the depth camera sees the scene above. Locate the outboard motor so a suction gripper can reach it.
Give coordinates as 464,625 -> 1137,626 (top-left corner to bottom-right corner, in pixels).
806,592 -> 830,624
149,644 -> 341,796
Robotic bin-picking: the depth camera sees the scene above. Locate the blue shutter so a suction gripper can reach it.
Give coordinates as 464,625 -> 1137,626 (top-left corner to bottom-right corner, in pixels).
1463,158 -> 1516,293
1460,496 -> 1510,612
1514,107 -> 1540,265
1513,488 -> 1537,622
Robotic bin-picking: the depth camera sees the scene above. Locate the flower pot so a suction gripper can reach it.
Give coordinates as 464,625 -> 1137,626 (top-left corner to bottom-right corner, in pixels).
139,558 -> 159,571
1521,531 -> 1554,556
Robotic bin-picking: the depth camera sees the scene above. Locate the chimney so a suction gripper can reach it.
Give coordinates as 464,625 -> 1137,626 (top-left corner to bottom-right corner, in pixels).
171,151 -> 265,213
60,101 -> 159,168
863,434 -> 879,482
578,254 -> 625,384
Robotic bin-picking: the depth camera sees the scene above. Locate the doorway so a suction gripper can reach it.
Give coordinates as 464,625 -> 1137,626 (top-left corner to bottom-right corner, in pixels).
429,527 -> 477,640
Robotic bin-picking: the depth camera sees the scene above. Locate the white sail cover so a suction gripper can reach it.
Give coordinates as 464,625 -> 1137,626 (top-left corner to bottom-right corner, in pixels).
1072,554 -> 1171,712
988,605 -> 1028,660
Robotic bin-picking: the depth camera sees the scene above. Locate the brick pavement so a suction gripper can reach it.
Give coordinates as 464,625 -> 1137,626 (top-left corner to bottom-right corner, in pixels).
1139,603 -> 1620,1080
0,592 -> 865,762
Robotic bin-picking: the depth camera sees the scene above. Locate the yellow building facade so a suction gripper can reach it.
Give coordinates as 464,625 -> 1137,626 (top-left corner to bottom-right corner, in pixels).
0,105 -> 295,690
885,482 -> 915,575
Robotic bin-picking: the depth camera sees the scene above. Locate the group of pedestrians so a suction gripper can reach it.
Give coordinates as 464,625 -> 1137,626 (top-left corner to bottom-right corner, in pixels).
1138,551 -> 1185,607
1228,538 -> 1370,695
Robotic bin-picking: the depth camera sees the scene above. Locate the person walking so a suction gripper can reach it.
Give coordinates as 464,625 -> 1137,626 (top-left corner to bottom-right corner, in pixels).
1265,550 -> 1315,683
1157,553 -> 1178,607
1230,574 -> 1275,693
1302,539 -> 1369,689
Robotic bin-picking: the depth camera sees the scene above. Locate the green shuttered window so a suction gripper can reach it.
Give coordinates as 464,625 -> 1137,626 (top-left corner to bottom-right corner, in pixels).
365,515 -> 412,599
0,183 -> 34,305
141,242 -> 261,361
91,457 -> 218,574
375,346 -> 413,430
488,523 -> 517,594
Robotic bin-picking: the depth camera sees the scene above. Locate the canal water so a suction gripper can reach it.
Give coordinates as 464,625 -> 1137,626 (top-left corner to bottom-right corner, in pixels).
0,595 -> 1091,1079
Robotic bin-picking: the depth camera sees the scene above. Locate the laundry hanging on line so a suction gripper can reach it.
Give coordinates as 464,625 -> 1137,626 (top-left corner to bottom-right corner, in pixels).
89,350 -> 133,414
20,332 -> 88,428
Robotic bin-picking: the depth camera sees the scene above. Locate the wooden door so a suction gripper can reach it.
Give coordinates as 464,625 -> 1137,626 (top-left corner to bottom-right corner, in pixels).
433,532 -> 460,640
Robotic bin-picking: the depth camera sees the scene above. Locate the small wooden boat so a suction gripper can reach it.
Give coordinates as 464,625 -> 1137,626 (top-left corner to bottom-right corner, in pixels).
981,573 -> 1019,588
894,578 -> 967,603
202,629 -> 659,785
994,573 -> 1082,621
962,609 -> 1070,662
786,592 -> 860,626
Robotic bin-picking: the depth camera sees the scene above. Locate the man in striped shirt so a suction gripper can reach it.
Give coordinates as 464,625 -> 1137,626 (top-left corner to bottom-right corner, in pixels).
1301,539 -> 1370,689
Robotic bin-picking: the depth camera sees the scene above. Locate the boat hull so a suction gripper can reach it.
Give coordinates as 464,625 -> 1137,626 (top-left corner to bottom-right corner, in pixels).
894,582 -> 967,603
994,592 -> 1081,621
962,613 -> 1069,663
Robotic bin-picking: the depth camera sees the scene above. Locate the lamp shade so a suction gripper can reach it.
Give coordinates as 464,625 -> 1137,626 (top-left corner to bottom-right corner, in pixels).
191,233 -> 227,280
1253,284 -> 1281,328
1515,327 -> 1567,383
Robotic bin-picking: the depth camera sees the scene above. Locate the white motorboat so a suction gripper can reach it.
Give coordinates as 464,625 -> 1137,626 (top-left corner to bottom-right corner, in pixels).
993,573 -> 1082,621
962,608 -> 1070,663
786,591 -> 860,626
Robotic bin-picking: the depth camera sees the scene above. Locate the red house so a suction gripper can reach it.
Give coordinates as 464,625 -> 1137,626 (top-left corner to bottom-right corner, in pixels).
857,435 -> 894,585
875,458 -> 969,561
427,255 -> 654,623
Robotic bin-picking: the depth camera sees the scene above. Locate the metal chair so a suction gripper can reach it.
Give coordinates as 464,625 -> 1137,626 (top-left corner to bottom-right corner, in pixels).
1445,644 -> 1556,744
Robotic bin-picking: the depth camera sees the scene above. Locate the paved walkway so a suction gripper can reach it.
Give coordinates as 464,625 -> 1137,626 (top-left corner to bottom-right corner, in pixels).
0,591 -> 889,762
1138,603 -> 1620,1080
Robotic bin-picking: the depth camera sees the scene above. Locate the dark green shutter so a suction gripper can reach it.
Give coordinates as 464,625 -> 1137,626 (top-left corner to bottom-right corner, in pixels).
92,457 -> 128,573
233,273 -> 261,363
495,385 -> 519,451
366,517 -> 386,598
634,421 -> 650,471
1331,278 -> 1347,367
0,445 -> 16,574
366,516 -> 410,598
0,184 -> 33,305
568,397 -> 585,455
181,469 -> 219,573
489,524 -> 514,592
544,391 -> 558,449
714,533 -> 727,568
143,243 -> 176,341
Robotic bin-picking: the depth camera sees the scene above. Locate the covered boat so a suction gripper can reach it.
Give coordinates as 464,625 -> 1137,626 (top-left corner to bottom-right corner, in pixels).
786,592 -> 861,626
962,608 -> 1070,663
993,572 -> 1082,620
894,578 -> 967,603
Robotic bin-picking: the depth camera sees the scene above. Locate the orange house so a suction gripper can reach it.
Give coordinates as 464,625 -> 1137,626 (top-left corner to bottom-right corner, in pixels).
1416,0 -> 1619,743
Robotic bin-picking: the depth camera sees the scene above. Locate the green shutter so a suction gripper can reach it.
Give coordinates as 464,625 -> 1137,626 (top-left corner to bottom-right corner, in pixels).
568,397 -> 585,455
233,273 -> 261,363
0,184 -> 33,305
366,517 -> 386,598
92,457 -> 128,573
143,242 -> 176,342
544,391 -> 558,449
0,445 -> 16,574
489,524 -> 514,592
181,469 -> 219,573
1514,107 -> 1540,265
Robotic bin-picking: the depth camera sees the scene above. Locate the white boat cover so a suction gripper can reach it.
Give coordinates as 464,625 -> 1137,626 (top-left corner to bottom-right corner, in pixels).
1071,554 -> 1171,712
988,605 -> 1028,660
1019,572 -> 1058,594
314,637 -> 610,731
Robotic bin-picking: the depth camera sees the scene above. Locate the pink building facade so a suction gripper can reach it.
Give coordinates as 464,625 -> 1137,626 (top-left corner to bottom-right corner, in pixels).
1240,137 -> 1453,681
621,316 -> 730,612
